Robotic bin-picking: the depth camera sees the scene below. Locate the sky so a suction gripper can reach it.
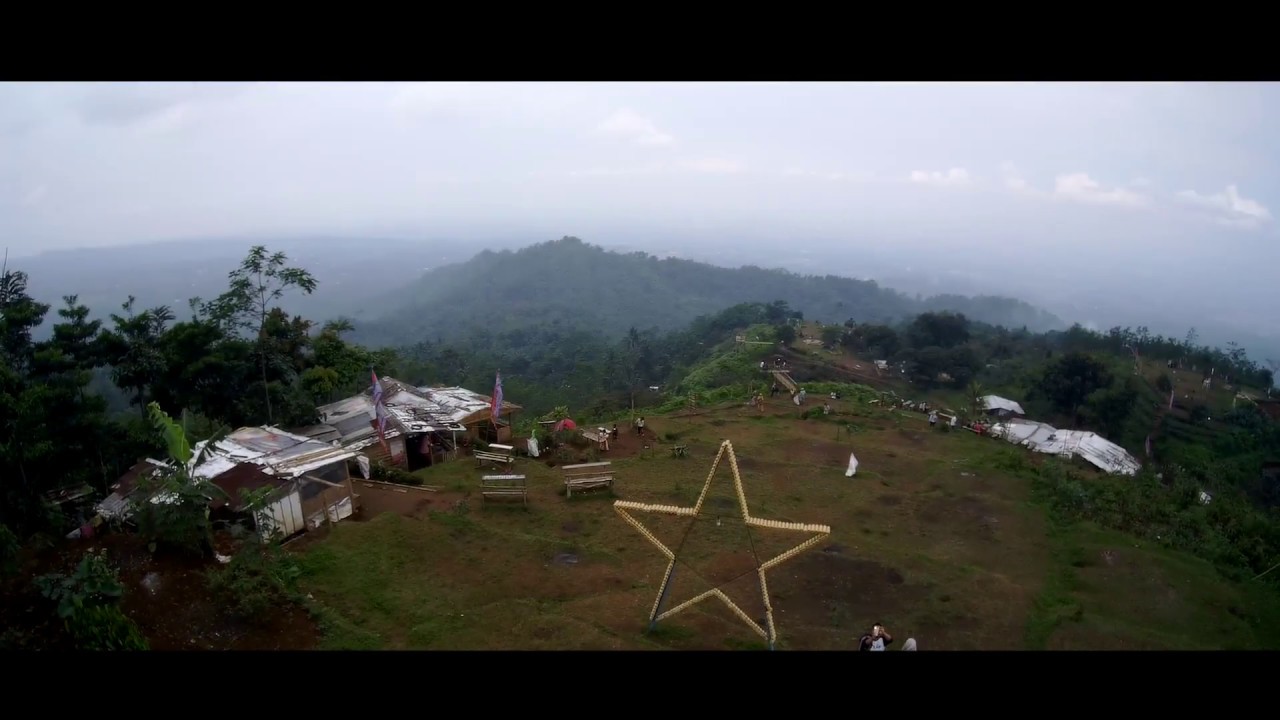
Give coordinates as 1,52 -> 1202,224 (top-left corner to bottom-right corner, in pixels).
1,81 -> 1278,341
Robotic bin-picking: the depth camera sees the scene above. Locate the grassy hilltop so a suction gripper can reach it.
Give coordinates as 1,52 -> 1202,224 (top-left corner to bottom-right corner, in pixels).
4,239 -> 1277,651
292,386 -> 1280,650
289,324 -> 1280,650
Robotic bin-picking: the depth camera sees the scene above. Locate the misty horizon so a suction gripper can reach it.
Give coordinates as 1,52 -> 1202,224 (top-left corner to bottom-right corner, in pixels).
2,81 -> 1278,359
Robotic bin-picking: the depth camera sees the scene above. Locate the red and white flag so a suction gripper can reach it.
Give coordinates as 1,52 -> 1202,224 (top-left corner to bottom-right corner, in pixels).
491,371 -> 504,425
371,370 -> 390,450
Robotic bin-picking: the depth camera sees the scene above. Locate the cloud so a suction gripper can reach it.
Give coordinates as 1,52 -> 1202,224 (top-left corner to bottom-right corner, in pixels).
679,157 -> 743,174
595,108 -> 674,146
1176,184 -> 1272,229
565,164 -> 665,178
909,168 -> 971,186
999,162 -> 1035,194
783,168 -> 874,182
20,184 -> 48,206
564,157 -> 742,177
1052,172 -> 1146,207
71,82 -> 250,128
389,82 -> 485,122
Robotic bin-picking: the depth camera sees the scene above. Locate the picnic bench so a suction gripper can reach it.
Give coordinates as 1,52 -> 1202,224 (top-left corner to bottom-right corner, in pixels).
475,446 -> 515,469
562,461 -> 614,498
481,475 -> 528,505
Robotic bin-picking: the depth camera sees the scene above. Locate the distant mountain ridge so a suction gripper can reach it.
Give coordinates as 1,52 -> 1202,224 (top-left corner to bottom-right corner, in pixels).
351,237 -> 1064,347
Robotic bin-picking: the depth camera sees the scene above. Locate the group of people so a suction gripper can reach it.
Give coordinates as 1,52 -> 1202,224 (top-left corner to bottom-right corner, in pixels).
927,410 -> 958,429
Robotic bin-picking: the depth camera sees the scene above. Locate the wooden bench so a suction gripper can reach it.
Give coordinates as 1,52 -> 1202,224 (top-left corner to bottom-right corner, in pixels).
475,450 -> 514,469
481,475 -> 527,505
562,462 -> 614,498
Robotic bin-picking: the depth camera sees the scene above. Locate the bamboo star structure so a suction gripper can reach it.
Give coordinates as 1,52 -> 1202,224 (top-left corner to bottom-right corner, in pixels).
614,439 -> 831,649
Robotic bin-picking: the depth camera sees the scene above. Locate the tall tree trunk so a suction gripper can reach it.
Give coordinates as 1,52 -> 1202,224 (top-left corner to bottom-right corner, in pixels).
261,351 -> 273,424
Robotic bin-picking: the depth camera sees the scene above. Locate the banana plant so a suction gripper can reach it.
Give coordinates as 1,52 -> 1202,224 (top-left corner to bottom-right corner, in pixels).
138,403 -> 228,556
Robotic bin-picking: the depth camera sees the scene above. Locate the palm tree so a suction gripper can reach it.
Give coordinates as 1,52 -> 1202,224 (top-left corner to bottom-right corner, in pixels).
964,381 -> 986,424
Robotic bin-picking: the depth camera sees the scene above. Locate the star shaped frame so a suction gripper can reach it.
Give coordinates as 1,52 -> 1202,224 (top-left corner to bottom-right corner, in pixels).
614,439 -> 831,650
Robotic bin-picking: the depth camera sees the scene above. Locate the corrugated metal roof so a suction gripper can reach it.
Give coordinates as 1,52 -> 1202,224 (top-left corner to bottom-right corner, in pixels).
112,458 -> 170,496
295,424 -> 342,443
419,385 -> 520,421
192,454 -> 238,480
224,426 -> 314,454
265,445 -> 359,478
96,492 -> 131,520
191,424 -> 358,482
209,463 -> 289,510
316,377 -> 488,446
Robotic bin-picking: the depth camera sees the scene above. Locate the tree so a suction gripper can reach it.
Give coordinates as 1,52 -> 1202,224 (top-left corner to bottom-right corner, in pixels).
820,325 -> 843,346
906,312 -> 970,349
1036,352 -> 1113,426
1085,378 -> 1139,439
202,246 -> 317,424
101,297 -> 174,418
0,267 -> 49,374
32,297 -> 117,494
964,381 -> 986,423
0,269 -> 54,533
621,327 -> 647,413
774,323 -> 796,345
763,300 -> 792,324
1156,373 -> 1174,394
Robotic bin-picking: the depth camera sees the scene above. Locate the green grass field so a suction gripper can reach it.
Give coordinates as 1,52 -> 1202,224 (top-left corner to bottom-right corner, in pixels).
291,393 -> 1280,650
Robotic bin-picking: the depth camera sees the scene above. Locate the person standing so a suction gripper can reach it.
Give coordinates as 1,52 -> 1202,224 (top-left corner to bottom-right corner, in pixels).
635,416 -> 645,435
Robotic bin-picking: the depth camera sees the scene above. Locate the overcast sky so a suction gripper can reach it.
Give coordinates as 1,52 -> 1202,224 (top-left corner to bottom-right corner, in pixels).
2,81 -> 1278,339
1,81 -> 1274,252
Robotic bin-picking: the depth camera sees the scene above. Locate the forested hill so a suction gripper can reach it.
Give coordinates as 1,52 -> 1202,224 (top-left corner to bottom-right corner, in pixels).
349,237 -> 1064,347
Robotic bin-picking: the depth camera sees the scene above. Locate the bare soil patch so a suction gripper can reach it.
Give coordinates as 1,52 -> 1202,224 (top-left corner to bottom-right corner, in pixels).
353,485 -> 468,520
919,495 -> 1000,540
766,550 -> 930,646
1,532 -> 321,651
803,439 -> 854,468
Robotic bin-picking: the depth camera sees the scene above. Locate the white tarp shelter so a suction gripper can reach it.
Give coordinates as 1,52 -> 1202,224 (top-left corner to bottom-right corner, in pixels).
989,418 -> 1140,476
981,395 -> 1026,416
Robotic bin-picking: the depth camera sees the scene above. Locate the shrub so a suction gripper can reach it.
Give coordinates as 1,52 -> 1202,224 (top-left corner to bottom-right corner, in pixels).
1030,460 -> 1280,587
206,543 -> 302,623
34,550 -> 148,650
371,462 -> 423,486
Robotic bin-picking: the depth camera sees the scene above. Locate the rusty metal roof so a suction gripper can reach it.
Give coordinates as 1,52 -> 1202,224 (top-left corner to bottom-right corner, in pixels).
208,463 -> 290,511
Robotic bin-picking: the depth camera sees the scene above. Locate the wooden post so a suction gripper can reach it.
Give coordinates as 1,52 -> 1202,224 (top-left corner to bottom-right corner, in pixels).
314,484 -> 329,528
